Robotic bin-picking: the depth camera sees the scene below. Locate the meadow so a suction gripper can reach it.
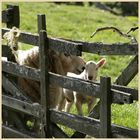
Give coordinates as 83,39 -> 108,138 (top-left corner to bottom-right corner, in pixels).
2,2 -> 138,136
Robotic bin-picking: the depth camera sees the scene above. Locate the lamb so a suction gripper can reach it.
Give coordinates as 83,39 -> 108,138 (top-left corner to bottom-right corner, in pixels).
63,58 -> 106,116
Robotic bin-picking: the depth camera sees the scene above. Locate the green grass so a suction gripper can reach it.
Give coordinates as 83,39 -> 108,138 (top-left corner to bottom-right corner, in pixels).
2,2 -> 138,135
112,101 -> 138,129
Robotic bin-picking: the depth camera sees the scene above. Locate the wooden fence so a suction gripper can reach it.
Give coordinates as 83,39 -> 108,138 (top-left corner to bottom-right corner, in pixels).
2,5 -> 138,138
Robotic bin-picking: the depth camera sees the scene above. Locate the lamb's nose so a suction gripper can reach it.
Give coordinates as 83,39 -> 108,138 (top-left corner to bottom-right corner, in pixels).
88,76 -> 93,80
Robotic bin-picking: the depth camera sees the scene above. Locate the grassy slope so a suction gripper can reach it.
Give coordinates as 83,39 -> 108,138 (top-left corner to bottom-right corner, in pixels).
2,2 -> 138,135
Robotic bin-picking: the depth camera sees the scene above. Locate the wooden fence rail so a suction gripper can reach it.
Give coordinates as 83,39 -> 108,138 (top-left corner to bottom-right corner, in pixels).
115,55 -> 138,85
50,109 -> 138,138
3,93 -> 137,138
2,122 -> 69,138
2,75 -> 32,102
2,60 -> 134,104
59,38 -> 138,55
2,60 -> 138,101
2,28 -> 81,56
2,125 -> 35,138
94,81 -> 138,100
2,28 -> 138,55
2,95 -> 41,118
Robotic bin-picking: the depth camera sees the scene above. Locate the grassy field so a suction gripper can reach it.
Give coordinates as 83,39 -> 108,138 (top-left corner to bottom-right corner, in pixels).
2,2 -> 138,136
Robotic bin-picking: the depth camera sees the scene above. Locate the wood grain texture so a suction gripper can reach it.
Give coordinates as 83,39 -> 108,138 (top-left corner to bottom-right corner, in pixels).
2,125 -> 38,138
114,55 -> 138,86
2,28 -> 81,56
2,95 -> 41,118
50,109 -> 138,138
2,61 -> 133,104
100,77 -> 111,137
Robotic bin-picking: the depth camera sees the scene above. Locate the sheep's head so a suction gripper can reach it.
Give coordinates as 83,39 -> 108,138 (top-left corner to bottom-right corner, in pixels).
3,26 -> 20,51
71,56 -> 86,74
84,58 -> 106,81
59,53 -> 86,74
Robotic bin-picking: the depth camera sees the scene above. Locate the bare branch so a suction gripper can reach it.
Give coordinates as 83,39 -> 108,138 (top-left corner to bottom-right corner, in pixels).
90,26 -> 131,38
90,26 -> 137,43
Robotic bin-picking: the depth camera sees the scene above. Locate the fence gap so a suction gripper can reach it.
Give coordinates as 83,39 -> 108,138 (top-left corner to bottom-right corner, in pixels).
38,15 -> 52,138
100,76 -> 112,137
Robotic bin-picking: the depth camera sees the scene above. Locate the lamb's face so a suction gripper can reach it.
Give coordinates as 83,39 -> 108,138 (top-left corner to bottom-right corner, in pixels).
84,61 -> 98,81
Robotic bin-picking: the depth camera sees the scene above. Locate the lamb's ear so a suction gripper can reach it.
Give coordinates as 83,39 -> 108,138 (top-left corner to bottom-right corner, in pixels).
96,58 -> 106,69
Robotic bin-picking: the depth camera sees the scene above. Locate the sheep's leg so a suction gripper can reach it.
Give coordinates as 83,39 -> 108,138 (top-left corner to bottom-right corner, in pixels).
57,95 -> 65,111
73,95 -> 82,116
75,101 -> 83,116
88,102 -> 93,114
64,100 -> 73,113
63,89 -> 74,112
18,78 -> 40,102
73,93 -> 83,116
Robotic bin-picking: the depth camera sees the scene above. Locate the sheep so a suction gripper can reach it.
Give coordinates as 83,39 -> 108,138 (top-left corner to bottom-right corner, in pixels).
3,27 -> 86,109
16,48 -> 86,109
63,58 -> 106,116
2,31 -> 88,138
3,27 -> 86,132
16,50 -> 86,134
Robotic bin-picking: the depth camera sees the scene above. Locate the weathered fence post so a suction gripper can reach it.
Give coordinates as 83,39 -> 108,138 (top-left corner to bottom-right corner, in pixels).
100,76 -> 112,137
38,14 -> 46,33
38,15 -> 52,138
7,5 -> 20,28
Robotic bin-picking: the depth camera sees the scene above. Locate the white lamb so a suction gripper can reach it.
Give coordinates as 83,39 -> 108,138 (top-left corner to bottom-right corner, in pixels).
63,58 -> 106,116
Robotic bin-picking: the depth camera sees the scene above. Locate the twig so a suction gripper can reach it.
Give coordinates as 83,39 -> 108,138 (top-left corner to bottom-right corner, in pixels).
127,27 -> 138,34
90,26 -> 131,38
